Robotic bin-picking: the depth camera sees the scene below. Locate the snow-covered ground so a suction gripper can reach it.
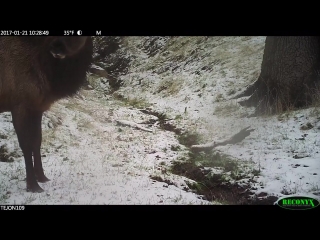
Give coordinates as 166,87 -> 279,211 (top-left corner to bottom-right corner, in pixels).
117,36 -> 320,201
0,36 -> 319,204
0,90 -> 211,204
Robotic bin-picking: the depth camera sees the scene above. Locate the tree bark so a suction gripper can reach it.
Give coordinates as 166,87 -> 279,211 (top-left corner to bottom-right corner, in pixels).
238,36 -> 320,115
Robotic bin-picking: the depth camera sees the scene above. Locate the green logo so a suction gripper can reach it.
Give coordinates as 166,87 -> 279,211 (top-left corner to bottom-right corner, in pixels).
275,196 -> 320,210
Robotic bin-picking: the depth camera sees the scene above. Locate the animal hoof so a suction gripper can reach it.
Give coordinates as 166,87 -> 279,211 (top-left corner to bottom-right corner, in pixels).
36,175 -> 50,183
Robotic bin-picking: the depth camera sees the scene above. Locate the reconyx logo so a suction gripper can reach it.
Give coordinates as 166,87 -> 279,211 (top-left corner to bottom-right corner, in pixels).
275,196 -> 320,210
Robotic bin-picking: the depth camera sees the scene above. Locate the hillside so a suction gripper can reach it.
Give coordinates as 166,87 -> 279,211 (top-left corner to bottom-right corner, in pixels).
0,36 -> 319,204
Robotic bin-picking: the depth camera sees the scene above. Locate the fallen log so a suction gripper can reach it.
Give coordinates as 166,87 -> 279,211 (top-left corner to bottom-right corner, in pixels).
190,126 -> 254,152
116,119 -> 153,132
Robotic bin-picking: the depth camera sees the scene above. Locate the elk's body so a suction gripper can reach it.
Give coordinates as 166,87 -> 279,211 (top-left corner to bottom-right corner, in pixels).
0,36 -> 93,192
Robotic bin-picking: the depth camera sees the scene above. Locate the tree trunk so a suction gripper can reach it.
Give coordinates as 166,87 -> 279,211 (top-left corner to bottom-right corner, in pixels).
238,36 -> 320,115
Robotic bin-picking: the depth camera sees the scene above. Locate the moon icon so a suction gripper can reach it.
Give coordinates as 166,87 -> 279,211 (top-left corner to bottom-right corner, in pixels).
77,30 -> 82,35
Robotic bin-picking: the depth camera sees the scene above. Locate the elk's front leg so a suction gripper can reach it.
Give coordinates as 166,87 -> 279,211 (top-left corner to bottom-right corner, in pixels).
12,108 -> 45,193
32,112 -> 50,182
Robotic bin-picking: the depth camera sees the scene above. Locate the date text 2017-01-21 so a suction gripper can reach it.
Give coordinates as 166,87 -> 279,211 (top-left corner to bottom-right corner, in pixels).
0,30 -> 49,36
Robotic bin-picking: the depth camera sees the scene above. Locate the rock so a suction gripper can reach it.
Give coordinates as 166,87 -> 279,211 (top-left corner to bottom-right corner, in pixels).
89,64 -> 109,78
300,122 -> 314,130
293,153 -> 310,159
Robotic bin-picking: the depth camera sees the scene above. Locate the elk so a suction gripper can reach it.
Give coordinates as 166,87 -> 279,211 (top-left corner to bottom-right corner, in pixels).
0,36 -> 93,192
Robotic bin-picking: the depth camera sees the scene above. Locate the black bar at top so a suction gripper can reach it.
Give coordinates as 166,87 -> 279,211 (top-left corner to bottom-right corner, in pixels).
51,30 -> 103,36
3,29 -> 320,36
0,30 -> 104,36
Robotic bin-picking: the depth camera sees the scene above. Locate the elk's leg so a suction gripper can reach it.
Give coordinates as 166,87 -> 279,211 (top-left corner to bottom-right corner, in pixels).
33,112 -> 50,182
11,108 -> 44,193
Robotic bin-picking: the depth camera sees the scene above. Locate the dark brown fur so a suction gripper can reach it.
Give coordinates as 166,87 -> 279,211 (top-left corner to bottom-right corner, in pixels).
0,36 -> 93,192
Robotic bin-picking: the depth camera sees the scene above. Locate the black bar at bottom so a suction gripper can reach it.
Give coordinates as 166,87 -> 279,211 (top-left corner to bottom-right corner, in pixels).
0,205 -> 285,210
